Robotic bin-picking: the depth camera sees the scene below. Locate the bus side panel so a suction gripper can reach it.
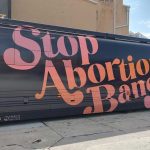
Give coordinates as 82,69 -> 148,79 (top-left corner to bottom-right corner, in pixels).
0,23 -> 150,122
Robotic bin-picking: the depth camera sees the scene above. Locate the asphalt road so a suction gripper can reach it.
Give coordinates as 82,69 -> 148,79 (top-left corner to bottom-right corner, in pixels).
0,110 -> 150,150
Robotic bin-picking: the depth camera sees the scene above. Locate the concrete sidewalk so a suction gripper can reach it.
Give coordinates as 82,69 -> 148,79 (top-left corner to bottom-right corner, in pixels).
0,110 -> 150,150
49,130 -> 150,150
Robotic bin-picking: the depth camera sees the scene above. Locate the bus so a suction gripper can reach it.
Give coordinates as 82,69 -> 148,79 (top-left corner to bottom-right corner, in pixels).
0,19 -> 150,122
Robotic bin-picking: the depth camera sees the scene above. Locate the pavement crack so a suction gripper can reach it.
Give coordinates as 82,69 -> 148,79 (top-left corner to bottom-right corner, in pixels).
86,118 -> 126,133
100,122 -> 126,133
69,131 -> 113,138
4,144 -> 37,150
42,121 -> 64,138
49,137 -> 64,148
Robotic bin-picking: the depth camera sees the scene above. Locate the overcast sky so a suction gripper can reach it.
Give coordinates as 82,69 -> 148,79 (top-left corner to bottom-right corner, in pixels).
124,0 -> 150,38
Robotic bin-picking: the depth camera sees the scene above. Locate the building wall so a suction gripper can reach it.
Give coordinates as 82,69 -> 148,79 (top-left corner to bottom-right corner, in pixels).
115,0 -> 129,35
11,0 -> 98,31
96,0 -> 129,35
97,1 -> 114,33
11,0 -> 129,35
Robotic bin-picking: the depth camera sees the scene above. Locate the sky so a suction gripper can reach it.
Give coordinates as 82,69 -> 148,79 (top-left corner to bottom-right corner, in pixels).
123,0 -> 150,38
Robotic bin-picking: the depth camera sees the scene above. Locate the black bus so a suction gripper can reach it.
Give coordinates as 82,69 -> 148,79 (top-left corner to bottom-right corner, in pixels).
0,19 -> 150,122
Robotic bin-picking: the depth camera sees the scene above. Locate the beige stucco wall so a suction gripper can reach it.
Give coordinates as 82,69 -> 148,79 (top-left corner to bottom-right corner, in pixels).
11,0 -> 98,31
11,0 -> 129,35
97,2 -> 114,33
115,0 -> 129,35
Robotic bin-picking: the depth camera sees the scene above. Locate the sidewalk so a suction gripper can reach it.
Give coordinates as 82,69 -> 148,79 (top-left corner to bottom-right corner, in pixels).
49,130 -> 150,150
0,110 -> 150,150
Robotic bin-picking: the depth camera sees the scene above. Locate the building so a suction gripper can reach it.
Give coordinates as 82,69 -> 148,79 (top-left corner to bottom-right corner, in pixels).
0,0 -> 129,35
0,0 -> 11,18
